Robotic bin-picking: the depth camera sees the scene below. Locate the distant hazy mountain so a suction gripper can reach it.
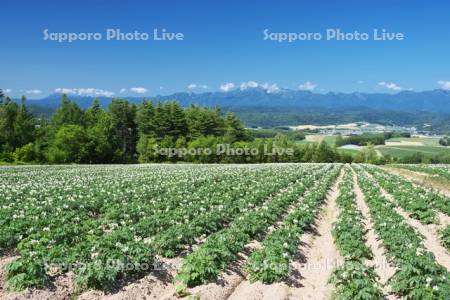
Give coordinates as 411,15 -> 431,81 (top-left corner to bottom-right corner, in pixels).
24,88 -> 450,113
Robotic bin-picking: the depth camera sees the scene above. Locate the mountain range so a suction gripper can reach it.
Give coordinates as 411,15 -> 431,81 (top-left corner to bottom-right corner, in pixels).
15,88 -> 450,132
24,88 -> 450,113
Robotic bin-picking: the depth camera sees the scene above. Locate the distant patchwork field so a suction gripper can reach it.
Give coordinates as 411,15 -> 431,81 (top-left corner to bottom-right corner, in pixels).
299,134 -> 450,159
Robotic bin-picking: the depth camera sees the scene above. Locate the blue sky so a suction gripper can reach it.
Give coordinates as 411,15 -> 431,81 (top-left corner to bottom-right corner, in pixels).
1,0 -> 450,98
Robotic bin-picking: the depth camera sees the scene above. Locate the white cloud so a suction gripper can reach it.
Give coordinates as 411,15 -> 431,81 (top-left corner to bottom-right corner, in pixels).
188,84 -> 207,90
130,87 -> 148,94
240,81 -> 259,90
219,82 -> 235,92
238,81 -> 281,93
26,89 -> 42,95
357,80 -> 364,84
3,88 -> 12,93
118,87 -> 148,94
437,80 -> 450,90
298,81 -> 318,91
378,81 -> 402,91
260,82 -> 280,94
78,88 -> 115,97
54,88 -> 115,97
54,88 -> 75,94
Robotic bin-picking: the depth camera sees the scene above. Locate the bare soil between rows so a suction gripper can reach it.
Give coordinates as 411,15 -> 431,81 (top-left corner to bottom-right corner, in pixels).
351,169 -> 399,300
364,168 -> 450,271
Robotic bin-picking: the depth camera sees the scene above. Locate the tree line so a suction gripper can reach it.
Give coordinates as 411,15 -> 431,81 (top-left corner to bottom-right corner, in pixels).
4,89 -> 446,164
1,90 -> 361,164
334,132 -> 412,147
440,136 -> 450,146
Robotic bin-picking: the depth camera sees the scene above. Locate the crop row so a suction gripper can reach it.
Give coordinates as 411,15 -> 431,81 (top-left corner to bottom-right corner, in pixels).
149,165 -> 323,258
175,164 -> 340,290
353,165 -> 450,299
329,166 -> 384,299
363,165 -> 450,223
1,165 -> 231,249
363,165 -> 450,250
74,165 -> 325,290
244,165 -> 341,283
2,164 -> 321,290
4,165 -> 268,289
441,226 -> 450,250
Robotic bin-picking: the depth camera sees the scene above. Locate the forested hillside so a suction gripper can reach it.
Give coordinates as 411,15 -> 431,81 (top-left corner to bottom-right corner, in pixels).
1,90 -> 352,164
3,89 -> 450,164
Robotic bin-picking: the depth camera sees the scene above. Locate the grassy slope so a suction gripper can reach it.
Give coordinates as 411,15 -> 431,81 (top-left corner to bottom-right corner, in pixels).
377,145 -> 450,158
293,135 -> 449,160
386,137 -> 441,146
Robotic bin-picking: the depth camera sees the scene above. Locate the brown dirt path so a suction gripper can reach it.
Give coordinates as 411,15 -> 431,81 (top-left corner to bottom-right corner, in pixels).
364,169 -> 450,271
283,171 -> 344,300
351,170 -> 399,300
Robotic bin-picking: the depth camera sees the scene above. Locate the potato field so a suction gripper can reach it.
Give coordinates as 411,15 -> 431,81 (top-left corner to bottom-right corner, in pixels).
0,164 -> 449,300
